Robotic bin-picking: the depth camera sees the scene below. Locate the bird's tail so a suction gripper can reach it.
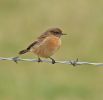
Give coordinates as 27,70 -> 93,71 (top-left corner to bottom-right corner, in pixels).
19,49 -> 29,55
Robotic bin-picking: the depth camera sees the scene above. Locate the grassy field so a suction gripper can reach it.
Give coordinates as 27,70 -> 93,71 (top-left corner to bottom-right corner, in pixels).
0,0 -> 103,100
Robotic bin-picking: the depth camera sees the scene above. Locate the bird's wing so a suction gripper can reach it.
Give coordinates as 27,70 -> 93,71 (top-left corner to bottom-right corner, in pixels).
26,34 -> 48,50
26,41 -> 38,50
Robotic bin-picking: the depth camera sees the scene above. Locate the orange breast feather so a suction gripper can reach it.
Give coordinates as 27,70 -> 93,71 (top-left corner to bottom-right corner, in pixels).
33,36 -> 61,58
46,36 -> 61,50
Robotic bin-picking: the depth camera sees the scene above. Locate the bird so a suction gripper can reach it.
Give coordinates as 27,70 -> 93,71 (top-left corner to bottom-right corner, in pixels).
19,28 -> 66,64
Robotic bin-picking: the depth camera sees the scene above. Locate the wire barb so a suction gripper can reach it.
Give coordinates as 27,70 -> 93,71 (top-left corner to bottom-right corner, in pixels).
12,56 -> 19,63
0,57 -> 103,66
70,58 -> 79,66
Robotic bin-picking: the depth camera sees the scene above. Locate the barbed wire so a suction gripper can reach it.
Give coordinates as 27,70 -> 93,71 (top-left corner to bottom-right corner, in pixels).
0,57 -> 103,66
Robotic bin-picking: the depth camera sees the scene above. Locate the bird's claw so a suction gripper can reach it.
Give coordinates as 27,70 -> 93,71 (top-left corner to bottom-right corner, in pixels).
38,58 -> 42,62
51,59 -> 56,64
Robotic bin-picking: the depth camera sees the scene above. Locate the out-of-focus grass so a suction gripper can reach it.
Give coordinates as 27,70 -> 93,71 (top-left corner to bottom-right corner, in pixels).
0,0 -> 103,100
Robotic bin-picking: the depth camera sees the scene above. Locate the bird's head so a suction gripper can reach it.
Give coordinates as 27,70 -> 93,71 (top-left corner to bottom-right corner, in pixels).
44,28 -> 66,37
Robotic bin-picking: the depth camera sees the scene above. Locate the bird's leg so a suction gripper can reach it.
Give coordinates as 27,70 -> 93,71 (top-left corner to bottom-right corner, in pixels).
49,57 -> 56,64
38,57 -> 42,62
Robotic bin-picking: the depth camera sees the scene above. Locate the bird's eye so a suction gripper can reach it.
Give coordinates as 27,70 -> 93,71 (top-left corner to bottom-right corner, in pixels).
55,32 -> 59,34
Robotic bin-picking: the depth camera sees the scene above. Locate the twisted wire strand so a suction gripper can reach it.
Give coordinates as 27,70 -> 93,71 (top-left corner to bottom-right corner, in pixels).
0,57 -> 103,66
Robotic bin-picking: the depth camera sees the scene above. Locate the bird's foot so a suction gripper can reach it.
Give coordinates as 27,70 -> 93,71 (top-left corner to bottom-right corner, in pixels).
49,57 -> 56,64
38,57 -> 42,63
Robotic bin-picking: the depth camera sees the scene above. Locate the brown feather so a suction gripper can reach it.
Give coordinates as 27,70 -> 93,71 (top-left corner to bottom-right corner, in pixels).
19,49 -> 28,55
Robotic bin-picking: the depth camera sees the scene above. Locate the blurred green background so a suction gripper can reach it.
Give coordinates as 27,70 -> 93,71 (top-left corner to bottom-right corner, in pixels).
0,0 -> 103,100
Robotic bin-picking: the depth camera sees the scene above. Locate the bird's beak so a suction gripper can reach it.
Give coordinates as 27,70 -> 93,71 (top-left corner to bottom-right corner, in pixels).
62,33 -> 67,35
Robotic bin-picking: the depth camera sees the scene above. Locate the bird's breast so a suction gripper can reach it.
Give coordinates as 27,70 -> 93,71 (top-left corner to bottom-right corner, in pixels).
32,36 -> 61,58
45,36 -> 61,50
